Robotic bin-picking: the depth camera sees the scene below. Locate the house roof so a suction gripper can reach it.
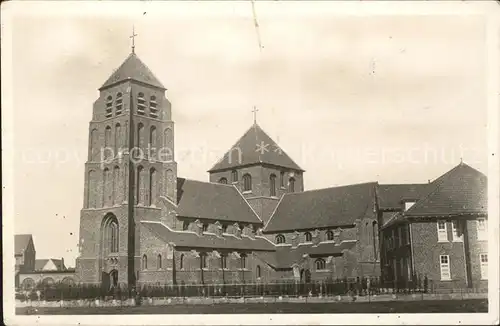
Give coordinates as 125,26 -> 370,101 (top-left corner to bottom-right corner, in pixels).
35,259 -> 66,271
208,123 -> 303,172
100,52 -> 165,90
377,183 -> 432,210
142,221 -> 275,251
15,234 -> 33,255
382,162 -> 487,229
176,178 -> 262,224
256,241 -> 356,269
264,182 -> 377,233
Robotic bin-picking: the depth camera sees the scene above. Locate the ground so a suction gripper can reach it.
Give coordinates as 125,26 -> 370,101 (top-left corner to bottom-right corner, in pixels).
16,299 -> 487,314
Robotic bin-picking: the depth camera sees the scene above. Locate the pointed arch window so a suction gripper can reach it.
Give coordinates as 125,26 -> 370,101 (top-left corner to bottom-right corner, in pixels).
305,232 -> 312,243
241,254 -> 247,269
289,177 -> 296,193
137,92 -> 146,115
315,258 -> 326,270
150,126 -> 157,152
270,174 -> 277,197
137,123 -> 144,152
150,95 -> 158,118
256,265 -> 261,278
221,254 -> 227,269
87,170 -> 97,208
136,165 -> 144,205
142,254 -> 148,270
243,174 -> 252,192
163,128 -> 173,162
105,95 -> 113,118
326,230 -> 334,241
231,170 -> 238,182
200,253 -> 208,269
104,126 -> 112,159
115,92 -> 123,115
276,234 -> 285,244
90,129 -> 99,161
113,166 -> 120,205
114,123 -> 121,155
219,177 -> 228,184
149,168 -> 157,206
101,214 -> 119,254
165,169 -> 175,199
180,254 -> 184,270
157,254 -> 162,270
103,167 -> 112,207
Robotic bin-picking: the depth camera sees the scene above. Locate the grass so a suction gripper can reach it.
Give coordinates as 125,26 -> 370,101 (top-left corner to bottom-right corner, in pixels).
16,299 -> 488,314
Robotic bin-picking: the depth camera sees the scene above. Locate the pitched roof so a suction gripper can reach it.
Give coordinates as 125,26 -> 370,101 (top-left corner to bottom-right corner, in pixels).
35,259 -> 66,271
256,241 -> 356,269
377,183 -> 432,210
208,123 -> 303,172
15,234 -> 33,255
176,178 -> 262,224
404,162 -> 487,218
264,182 -> 377,233
141,221 -> 275,251
100,52 -> 165,90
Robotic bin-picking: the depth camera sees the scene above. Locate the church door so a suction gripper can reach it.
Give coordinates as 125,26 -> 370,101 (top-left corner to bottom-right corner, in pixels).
101,271 -> 110,292
109,269 -> 118,289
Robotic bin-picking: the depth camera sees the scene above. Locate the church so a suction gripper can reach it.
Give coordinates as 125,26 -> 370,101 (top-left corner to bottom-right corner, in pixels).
73,46 -> 487,290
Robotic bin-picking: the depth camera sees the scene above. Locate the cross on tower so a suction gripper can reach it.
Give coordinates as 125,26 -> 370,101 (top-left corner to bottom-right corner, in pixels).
130,26 -> 138,54
252,106 -> 259,124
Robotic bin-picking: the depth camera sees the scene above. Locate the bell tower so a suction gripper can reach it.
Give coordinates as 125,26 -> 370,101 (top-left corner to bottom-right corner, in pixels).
76,41 -> 177,286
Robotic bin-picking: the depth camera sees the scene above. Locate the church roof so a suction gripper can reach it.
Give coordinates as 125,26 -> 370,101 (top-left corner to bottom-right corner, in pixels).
15,234 -> 33,255
141,221 -> 275,251
377,183 -> 432,210
100,52 -> 165,90
176,178 -> 262,224
264,182 -> 377,233
382,162 -> 487,229
35,259 -> 66,271
208,123 -> 304,172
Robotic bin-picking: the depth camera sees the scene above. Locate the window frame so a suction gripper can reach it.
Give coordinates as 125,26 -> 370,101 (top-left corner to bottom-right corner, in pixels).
326,231 -> 334,241
439,255 -> 451,281
304,232 -> 312,243
242,174 -> 252,192
437,220 -> 448,242
315,258 -> 326,270
218,177 -> 228,184
269,174 -> 277,197
480,253 -> 488,280
276,234 -> 285,244
231,170 -> 238,183
452,220 -> 463,242
477,218 -> 487,241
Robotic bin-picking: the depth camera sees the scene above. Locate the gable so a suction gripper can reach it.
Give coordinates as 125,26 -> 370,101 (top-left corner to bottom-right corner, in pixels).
15,234 -> 33,255
208,123 -> 303,172
377,184 -> 432,210
264,182 -> 377,233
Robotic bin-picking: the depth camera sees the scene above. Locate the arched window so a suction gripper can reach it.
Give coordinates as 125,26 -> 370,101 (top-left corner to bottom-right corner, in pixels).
137,92 -> 146,114
102,214 -> 119,254
221,254 -> 227,269
113,166 -> 120,205
105,95 -> 113,118
103,167 -> 112,207
326,231 -> 334,241
305,232 -> 312,242
280,171 -> 285,188
270,174 -> 277,197
150,95 -> 158,118
90,129 -> 98,161
137,123 -> 144,152
157,254 -> 162,270
165,169 -> 174,199
42,277 -> 55,287
243,174 -> 252,192
315,258 -> 326,270
22,278 -> 35,290
115,92 -> 123,115
180,254 -> 184,270
136,165 -> 144,204
163,128 -> 173,162
231,170 -> 238,182
150,126 -> 157,153
200,253 -> 207,269
87,170 -> 96,208
289,177 -> 296,193
149,168 -> 157,206
104,126 -> 112,159
142,254 -> 148,270
114,123 -> 121,154
219,177 -> 228,184
61,277 -> 75,286
276,234 -> 285,244
241,254 -> 247,269
256,265 -> 261,278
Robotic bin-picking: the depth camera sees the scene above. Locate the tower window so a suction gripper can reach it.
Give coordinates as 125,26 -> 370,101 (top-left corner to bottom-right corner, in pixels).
149,96 -> 158,118
105,96 -> 113,118
137,92 -> 146,115
289,177 -> 296,193
269,174 -> 277,197
218,177 -> 228,184
231,170 -> 238,182
243,174 -> 252,192
115,93 -> 123,115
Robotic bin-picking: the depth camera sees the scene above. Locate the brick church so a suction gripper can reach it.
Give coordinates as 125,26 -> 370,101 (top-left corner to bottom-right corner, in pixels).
74,48 -> 487,290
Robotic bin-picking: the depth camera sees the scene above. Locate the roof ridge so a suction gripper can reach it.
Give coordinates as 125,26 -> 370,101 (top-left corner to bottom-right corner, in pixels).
284,181 -> 378,196
208,124 -> 254,172
181,177 -> 236,187
232,184 -> 263,222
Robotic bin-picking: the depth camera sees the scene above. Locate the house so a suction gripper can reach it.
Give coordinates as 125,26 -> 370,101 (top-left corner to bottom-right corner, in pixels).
379,162 -> 488,289
35,258 -> 67,272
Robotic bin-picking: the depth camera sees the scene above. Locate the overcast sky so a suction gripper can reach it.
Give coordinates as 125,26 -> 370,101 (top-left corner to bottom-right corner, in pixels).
5,2 -> 492,266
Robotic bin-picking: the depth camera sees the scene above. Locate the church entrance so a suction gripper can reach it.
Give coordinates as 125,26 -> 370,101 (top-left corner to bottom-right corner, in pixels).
300,269 -> 311,283
101,269 -> 119,291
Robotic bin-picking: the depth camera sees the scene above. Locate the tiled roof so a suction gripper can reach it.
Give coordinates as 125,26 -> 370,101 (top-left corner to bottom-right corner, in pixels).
264,182 -> 377,233
100,53 -> 165,90
256,241 -> 356,269
377,183 -> 432,210
404,162 -> 487,218
35,259 -> 66,271
208,123 -> 303,172
141,221 -> 275,251
176,178 -> 262,224
15,234 -> 32,255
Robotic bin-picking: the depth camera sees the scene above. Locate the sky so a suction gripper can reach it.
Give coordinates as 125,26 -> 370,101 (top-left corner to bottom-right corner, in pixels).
5,1 -> 492,266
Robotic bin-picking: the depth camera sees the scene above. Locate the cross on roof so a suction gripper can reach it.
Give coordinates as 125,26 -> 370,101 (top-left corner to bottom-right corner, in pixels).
252,106 -> 259,124
130,26 -> 138,54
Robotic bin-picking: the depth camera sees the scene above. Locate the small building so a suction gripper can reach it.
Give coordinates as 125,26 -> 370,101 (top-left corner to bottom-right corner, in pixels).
35,258 -> 67,272
15,234 -> 36,287
379,162 -> 488,290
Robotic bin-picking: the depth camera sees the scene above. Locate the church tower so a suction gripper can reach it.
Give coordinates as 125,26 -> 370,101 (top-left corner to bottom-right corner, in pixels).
76,46 -> 177,286
208,122 -> 304,225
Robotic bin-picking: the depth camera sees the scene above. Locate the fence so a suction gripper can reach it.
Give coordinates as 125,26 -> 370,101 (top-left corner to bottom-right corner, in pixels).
16,276 -> 487,304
